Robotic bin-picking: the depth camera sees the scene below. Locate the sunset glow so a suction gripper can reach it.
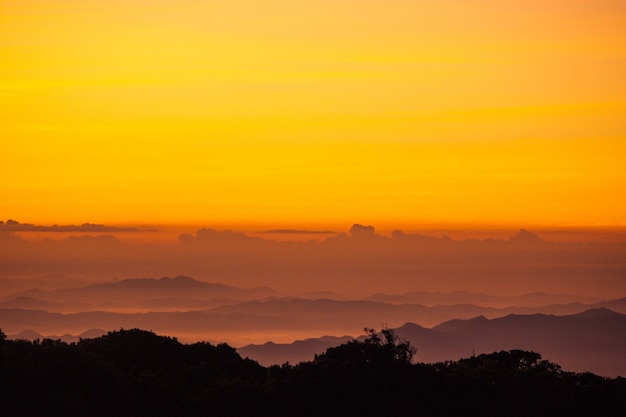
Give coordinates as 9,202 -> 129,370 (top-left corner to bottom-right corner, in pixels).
3,4 -> 626,405
2,0 -> 626,229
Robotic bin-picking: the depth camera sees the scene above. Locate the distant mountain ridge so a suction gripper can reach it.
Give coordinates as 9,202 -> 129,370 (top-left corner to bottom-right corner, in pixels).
5,276 -> 624,322
8,328 -> 107,344
362,290 -> 605,307
237,335 -> 354,366
2,276 -> 276,305
2,295 -> 625,343
238,308 -> 626,378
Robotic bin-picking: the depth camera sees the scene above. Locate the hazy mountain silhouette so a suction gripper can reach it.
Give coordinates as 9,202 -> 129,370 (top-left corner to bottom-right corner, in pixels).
3,295 -> 625,347
5,277 -> 606,313
8,328 -> 106,343
362,290 -> 603,307
3,276 -> 276,305
8,329 -> 45,341
0,296 -> 95,312
238,309 -> 626,377
0,294 -> 257,313
596,296 -> 626,312
237,335 -> 354,366
206,297 -> 620,329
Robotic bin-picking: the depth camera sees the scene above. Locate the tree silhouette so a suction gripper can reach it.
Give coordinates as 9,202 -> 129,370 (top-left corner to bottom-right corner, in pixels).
313,327 -> 415,367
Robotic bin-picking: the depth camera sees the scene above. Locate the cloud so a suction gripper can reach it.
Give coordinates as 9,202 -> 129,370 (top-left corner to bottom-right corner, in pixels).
260,229 -> 336,235
391,230 -> 443,243
349,224 -> 380,239
65,235 -> 122,246
509,229 -> 545,245
0,219 -> 142,232
179,228 -> 262,244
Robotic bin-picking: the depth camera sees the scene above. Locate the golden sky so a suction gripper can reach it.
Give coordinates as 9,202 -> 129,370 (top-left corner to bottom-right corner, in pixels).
2,0 -> 625,228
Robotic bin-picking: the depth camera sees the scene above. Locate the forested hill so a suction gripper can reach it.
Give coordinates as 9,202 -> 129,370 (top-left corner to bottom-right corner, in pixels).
1,328 -> 624,417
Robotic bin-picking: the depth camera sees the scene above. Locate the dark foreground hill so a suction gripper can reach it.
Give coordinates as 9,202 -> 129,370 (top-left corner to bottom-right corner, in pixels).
1,328 -> 625,417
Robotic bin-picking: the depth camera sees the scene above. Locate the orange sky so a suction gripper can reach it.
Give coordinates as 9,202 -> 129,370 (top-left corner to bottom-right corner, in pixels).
2,0 -> 625,229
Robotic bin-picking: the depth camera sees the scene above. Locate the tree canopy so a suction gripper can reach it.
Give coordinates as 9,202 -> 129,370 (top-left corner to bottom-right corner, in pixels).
1,327 -> 624,417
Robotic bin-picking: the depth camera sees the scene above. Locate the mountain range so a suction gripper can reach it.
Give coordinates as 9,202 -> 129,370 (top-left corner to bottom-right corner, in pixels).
238,308 -> 626,377
2,276 -> 625,376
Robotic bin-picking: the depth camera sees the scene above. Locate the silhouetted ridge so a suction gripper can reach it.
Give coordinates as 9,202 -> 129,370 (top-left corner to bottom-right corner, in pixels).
573,307 -> 621,318
432,314 -> 490,332
89,276 -> 227,291
238,309 -> 626,377
395,322 -> 429,332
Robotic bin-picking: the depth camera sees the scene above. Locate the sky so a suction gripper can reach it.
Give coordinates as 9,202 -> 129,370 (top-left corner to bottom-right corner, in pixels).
2,0 -> 626,230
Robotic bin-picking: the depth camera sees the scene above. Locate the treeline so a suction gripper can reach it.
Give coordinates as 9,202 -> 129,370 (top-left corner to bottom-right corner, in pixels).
1,328 -> 624,416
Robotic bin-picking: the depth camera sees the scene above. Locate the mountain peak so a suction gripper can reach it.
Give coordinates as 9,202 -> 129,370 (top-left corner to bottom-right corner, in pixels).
574,307 -> 621,319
